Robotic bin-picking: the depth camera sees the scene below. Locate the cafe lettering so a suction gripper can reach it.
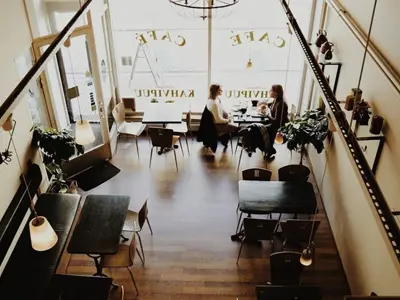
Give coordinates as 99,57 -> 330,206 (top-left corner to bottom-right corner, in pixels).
135,89 -> 269,99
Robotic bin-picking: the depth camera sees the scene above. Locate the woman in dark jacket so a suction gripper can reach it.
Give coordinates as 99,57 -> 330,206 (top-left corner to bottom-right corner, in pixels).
266,84 -> 289,158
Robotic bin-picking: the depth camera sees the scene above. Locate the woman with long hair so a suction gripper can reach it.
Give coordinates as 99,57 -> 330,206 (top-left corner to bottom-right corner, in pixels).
266,84 -> 289,157
206,84 -> 237,142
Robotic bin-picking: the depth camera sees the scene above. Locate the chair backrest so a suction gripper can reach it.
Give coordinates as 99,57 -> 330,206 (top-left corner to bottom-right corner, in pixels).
242,168 -> 272,181
148,127 -> 174,148
270,251 -> 303,285
256,285 -> 322,300
243,218 -> 278,241
280,219 -> 321,246
186,110 -> 192,128
137,198 -> 149,230
112,102 -> 126,130
128,232 -> 137,266
278,165 -> 310,182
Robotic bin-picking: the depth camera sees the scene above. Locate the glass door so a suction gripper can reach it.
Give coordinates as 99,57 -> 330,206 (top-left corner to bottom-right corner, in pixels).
32,25 -> 111,168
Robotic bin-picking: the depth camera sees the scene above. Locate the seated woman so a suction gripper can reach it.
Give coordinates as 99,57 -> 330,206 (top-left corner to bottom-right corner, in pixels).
265,84 -> 289,158
206,84 -> 237,146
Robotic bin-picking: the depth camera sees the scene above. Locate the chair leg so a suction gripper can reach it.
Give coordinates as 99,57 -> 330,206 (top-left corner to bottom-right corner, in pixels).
185,133 -> 190,155
235,136 -> 240,154
135,232 -> 145,265
149,147 -> 154,168
179,138 -> 184,156
115,134 -> 120,155
236,237 -> 246,264
235,212 -> 243,234
146,217 -> 153,235
236,202 -> 240,213
173,149 -> 179,171
146,128 -> 151,145
135,137 -> 140,159
237,148 -> 244,171
136,248 -> 144,266
127,267 -> 139,297
230,134 -> 233,154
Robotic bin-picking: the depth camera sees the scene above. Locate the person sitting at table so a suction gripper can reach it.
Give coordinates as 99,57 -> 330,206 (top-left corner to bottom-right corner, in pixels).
206,84 -> 238,139
266,84 -> 289,158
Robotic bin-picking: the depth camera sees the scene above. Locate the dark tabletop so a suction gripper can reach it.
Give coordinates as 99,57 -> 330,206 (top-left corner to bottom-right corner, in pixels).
238,181 -> 317,214
44,274 -> 112,300
67,194 -> 130,255
232,113 -> 270,125
142,103 -> 183,124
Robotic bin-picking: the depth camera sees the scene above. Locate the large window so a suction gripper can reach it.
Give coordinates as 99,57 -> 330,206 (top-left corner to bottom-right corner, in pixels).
110,0 -> 313,113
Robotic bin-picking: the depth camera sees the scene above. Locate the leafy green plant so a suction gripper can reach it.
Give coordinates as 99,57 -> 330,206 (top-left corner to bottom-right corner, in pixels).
278,109 -> 329,165
150,98 -> 159,103
31,125 -> 84,193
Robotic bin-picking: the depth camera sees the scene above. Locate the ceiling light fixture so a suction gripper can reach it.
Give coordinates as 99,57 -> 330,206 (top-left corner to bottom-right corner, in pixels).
169,0 -> 239,20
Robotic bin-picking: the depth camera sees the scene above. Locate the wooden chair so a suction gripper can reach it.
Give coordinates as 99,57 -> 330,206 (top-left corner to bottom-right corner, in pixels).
100,234 -> 140,297
148,127 -> 181,171
269,251 -> 304,285
236,218 -> 278,264
280,219 -> 321,267
112,102 -> 146,159
121,198 -> 153,265
167,110 -> 192,155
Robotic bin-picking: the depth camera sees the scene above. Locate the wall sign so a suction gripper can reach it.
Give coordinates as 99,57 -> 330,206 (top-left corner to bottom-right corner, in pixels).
134,89 -> 270,99
135,30 -> 186,47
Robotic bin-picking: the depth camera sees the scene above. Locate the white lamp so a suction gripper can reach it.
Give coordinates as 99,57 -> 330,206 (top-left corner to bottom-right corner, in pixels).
300,247 -> 313,266
29,216 -> 58,251
75,119 -> 95,145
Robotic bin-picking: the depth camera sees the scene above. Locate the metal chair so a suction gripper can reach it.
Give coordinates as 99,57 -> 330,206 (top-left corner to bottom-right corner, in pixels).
269,251 -> 304,285
167,110 -> 192,155
148,127 -> 181,171
236,218 -> 278,264
280,219 -> 321,267
99,233 -> 140,297
112,102 -> 146,159
121,198 -> 153,265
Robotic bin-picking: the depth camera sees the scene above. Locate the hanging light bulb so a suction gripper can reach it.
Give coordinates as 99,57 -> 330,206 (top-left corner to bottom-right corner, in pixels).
29,216 -> 58,251
2,114 -> 13,131
274,131 -> 284,144
246,58 -> 253,69
300,247 -> 313,266
75,119 -> 95,145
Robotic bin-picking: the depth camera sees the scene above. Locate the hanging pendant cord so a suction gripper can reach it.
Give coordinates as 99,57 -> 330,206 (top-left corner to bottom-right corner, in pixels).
349,0 -> 377,133
66,44 -> 84,123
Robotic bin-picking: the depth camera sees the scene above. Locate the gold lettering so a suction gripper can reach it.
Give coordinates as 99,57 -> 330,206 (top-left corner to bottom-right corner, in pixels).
180,90 -> 187,97
147,30 -> 158,40
254,91 -> 260,97
171,90 -> 179,97
187,90 -> 194,97
135,89 -> 142,97
135,33 -> 147,44
149,89 -> 157,97
244,31 -> 255,42
157,90 -> 162,97
175,35 -> 186,47
143,90 -> 150,97
274,36 -> 286,48
164,90 -> 170,97
161,32 -> 172,42
234,91 -> 240,98
230,32 -> 242,46
225,90 -> 233,98
259,32 -> 270,43
260,91 -> 269,98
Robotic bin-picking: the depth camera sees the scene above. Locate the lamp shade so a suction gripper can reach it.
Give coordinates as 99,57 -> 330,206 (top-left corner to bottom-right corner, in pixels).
274,132 -> 284,144
300,247 -> 313,266
75,120 -> 95,145
29,216 -> 58,251
246,59 -> 253,69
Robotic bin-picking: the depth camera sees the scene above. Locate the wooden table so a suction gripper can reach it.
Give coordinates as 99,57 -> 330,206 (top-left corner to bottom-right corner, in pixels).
142,103 -> 183,127
67,194 -> 130,276
231,181 -> 317,240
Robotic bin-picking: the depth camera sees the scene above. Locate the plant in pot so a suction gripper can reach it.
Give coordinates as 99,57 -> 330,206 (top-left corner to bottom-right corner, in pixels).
277,109 -> 329,181
31,125 -> 84,193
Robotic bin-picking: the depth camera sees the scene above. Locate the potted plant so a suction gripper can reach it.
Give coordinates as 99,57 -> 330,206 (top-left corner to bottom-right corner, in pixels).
31,125 -> 84,193
278,109 -> 329,180
150,98 -> 159,103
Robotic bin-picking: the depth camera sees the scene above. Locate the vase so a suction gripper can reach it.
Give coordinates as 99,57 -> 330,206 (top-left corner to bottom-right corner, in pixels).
315,30 -> 328,48
344,94 -> 355,111
370,115 -> 384,134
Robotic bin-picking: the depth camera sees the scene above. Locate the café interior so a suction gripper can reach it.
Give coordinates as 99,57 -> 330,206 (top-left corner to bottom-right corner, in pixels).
0,0 -> 400,299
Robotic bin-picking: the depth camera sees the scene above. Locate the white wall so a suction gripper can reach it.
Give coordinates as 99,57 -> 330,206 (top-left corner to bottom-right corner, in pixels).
307,0 -> 400,295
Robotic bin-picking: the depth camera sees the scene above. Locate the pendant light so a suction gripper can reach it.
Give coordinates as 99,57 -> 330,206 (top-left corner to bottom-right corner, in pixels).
275,14 -> 293,145
246,58 -> 253,69
9,131 -> 58,251
65,37 -> 95,146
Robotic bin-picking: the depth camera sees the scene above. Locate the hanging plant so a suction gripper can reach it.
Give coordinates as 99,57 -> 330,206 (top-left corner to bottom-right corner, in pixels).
31,125 -> 84,193
278,109 -> 329,165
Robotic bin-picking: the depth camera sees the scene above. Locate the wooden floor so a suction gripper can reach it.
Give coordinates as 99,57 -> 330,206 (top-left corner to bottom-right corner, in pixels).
65,137 -> 349,300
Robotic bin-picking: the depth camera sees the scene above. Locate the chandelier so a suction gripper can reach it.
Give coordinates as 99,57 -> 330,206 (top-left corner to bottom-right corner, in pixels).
169,0 -> 239,20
